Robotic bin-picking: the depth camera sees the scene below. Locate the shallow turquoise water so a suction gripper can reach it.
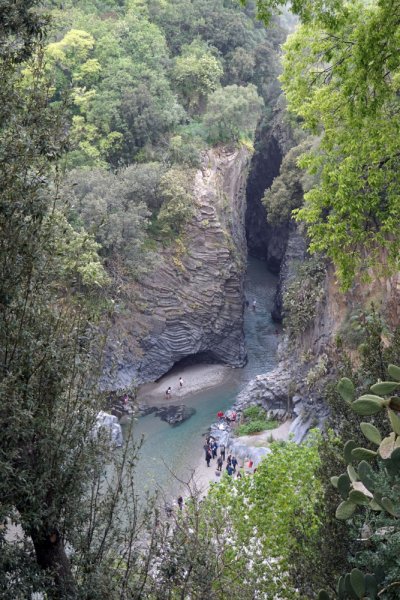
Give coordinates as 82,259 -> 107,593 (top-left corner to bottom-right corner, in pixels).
126,256 -> 281,498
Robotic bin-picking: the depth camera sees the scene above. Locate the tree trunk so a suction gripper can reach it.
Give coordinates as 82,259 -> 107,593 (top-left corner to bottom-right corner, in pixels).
32,530 -> 76,597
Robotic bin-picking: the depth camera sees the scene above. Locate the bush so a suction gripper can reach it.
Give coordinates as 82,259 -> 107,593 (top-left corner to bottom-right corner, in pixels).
235,419 -> 278,436
336,309 -> 367,350
243,405 -> 263,419
283,255 -> 326,336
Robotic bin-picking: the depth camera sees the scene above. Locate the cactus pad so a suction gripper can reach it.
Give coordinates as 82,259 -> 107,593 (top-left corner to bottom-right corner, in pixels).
388,364 -> 400,381
337,377 -> 354,404
336,500 -> 357,520
345,574 -> 359,600
358,461 -> 375,491
379,432 -> 396,459
351,397 -> 382,416
344,440 -> 356,463
347,465 -> 358,482
349,490 -> 369,505
391,446 -> 400,470
389,409 -> 400,435
381,496 -> 398,516
360,422 -> 382,445
350,569 -> 365,598
337,576 -> 345,600
370,381 -> 399,396
351,448 -> 378,461
337,473 -> 351,499
364,574 -> 377,599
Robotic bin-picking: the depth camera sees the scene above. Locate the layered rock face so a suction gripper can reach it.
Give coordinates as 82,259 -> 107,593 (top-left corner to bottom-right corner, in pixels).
271,223 -> 306,322
104,145 -> 250,389
245,112 -> 293,272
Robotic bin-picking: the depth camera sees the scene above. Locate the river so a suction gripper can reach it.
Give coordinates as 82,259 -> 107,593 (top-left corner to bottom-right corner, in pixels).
125,256 -> 282,498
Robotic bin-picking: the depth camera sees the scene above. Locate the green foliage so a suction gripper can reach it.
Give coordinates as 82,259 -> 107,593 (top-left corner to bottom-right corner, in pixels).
208,435 -> 321,598
319,368 -> 400,599
235,418 -> 278,436
45,0 -> 286,168
157,168 -> 196,236
287,315 -> 400,598
243,405 -> 264,419
282,254 -> 326,336
262,137 -> 316,225
203,84 -> 264,144
0,4 -> 153,595
62,165 -> 160,278
278,0 -> 400,290
172,40 -> 223,111
337,309 -> 368,350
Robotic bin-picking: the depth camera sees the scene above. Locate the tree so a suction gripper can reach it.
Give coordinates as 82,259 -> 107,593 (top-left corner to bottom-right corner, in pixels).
0,4 -> 148,597
262,137 -> 316,225
203,84 -> 264,143
157,168 -> 196,235
241,0 -> 400,290
208,437 -> 321,598
172,40 -> 223,112
62,165 -> 159,278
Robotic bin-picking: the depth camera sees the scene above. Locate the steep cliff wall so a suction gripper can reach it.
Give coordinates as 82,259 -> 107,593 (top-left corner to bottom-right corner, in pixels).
104,145 -> 250,389
245,111 -> 293,272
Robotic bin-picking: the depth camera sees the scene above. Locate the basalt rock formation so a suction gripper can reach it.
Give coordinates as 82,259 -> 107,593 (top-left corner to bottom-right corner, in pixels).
103,145 -> 250,389
271,223 -> 307,322
245,111 -> 293,272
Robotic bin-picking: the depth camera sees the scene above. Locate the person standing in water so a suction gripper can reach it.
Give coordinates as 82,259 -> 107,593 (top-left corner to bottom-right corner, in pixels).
179,377 -> 183,390
252,299 -> 256,310
245,299 -> 249,309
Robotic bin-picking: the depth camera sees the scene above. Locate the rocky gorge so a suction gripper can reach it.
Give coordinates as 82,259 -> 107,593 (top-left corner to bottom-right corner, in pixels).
103,107 -> 400,452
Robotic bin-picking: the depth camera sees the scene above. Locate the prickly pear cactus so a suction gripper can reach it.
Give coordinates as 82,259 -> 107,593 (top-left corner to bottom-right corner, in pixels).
319,364 -> 400,600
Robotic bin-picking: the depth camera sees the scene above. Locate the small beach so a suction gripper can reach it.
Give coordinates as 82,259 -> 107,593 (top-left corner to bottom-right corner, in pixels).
136,363 -> 233,407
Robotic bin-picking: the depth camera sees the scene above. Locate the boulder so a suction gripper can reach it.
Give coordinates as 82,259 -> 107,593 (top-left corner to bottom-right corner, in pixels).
95,411 -> 123,448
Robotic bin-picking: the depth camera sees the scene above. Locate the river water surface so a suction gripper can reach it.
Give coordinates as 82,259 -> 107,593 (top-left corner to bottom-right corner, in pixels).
126,256 -> 282,498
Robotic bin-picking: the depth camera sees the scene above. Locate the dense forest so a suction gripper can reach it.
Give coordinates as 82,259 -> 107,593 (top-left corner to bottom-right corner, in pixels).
2,0 -> 400,599
47,0 -> 286,302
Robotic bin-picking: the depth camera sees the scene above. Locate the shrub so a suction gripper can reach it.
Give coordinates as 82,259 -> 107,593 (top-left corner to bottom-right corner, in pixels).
243,405 -> 263,419
283,255 -> 326,336
235,419 -> 278,436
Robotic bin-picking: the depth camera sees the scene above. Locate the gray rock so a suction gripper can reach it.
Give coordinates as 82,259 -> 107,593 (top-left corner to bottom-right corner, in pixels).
271,223 -> 307,323
228,439 -> 271,466
289,415 -> 312,445
95,411 -> 123,448
245,112 -> 293,272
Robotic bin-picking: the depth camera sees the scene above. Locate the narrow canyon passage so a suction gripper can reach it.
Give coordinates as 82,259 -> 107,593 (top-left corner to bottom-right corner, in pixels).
126,256 -> 282,499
